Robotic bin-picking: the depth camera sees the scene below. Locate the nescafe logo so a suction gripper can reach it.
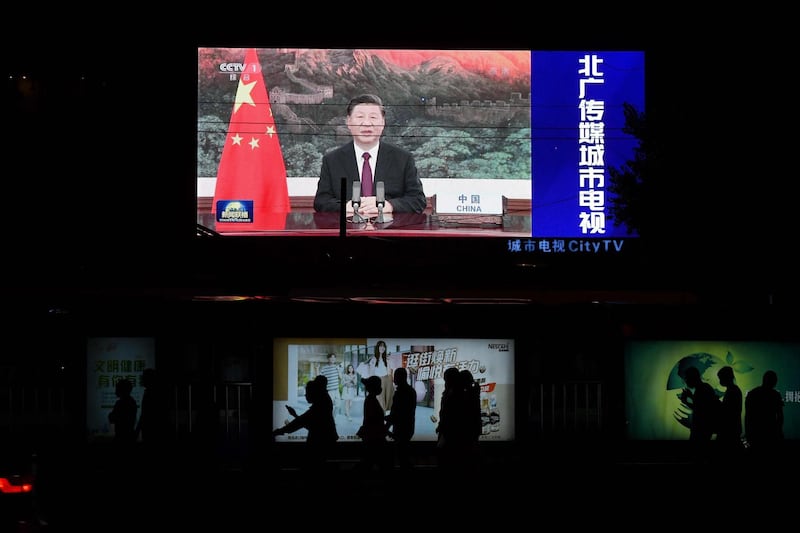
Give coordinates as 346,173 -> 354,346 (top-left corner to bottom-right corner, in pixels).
488,343 -> 509,352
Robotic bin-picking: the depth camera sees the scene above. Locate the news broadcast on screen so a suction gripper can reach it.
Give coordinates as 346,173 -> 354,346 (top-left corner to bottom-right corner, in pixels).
197,48 -> 644,251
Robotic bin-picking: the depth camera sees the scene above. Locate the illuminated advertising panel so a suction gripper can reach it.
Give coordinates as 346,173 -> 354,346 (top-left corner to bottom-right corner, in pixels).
272,338 -> 515,443
625,340 -> 799,440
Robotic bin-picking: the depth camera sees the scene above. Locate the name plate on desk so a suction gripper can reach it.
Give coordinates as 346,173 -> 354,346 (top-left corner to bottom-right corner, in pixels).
434,185 -> 504,215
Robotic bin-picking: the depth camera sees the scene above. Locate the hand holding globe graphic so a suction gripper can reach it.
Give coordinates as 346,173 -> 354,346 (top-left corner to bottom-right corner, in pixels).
668,352 -> 727,430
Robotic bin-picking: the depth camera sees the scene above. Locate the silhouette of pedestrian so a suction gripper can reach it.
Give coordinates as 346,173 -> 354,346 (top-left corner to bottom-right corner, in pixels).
135,368 -> 171,457
273,377 -> 339,475
716,366 -> 743,458
744,370 -> 784,463
435,367 -> 462,472
109,378 -> 137,450
385,367 -> 416,473
679,366 -> 719,462
356,375 -> 391,475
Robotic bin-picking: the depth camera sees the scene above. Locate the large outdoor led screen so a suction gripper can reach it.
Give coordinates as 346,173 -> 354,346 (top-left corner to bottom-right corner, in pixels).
198,48 -> 644,241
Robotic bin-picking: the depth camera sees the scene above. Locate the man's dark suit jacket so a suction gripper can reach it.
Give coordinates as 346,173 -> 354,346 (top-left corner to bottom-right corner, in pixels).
313,141 -> 427,213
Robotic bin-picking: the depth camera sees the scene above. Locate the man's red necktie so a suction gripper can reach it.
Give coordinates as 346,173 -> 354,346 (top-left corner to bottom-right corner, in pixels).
361,152 -> 373,196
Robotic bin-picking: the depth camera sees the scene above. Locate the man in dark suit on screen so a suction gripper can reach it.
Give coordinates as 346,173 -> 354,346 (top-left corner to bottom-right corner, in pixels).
313,94 -> 427,217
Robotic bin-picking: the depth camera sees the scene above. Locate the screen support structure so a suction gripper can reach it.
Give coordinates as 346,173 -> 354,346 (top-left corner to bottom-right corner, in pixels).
339,177 -> 346,238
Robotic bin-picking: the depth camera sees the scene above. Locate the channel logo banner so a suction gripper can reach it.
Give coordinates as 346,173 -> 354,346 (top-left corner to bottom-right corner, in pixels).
216,200 -> 254,223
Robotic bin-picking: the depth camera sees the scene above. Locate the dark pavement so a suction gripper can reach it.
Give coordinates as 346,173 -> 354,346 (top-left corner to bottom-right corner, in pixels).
16,438 -> 794,530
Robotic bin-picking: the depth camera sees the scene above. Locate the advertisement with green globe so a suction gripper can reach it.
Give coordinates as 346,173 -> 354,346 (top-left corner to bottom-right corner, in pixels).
625,340 -> 799,440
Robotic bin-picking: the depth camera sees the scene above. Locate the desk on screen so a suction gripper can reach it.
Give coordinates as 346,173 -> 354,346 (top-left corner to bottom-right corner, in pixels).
198,211 -> 531,238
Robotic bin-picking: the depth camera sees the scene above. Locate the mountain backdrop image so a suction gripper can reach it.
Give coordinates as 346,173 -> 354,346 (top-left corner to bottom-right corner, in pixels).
198,48 -> 532,181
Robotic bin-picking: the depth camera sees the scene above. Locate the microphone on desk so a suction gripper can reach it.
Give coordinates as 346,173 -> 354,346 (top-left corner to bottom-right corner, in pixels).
351,180 -> 365,223
375,181 -> 385,223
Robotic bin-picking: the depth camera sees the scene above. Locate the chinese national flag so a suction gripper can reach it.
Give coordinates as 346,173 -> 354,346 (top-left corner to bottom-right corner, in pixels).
212,48 -> 290,231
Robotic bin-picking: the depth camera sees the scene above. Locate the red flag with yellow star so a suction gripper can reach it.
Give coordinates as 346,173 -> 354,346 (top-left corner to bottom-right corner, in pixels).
212,48 -> 290,232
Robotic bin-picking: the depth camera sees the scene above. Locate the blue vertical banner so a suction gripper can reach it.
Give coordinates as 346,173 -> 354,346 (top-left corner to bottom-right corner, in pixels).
531,51 -> 645,237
